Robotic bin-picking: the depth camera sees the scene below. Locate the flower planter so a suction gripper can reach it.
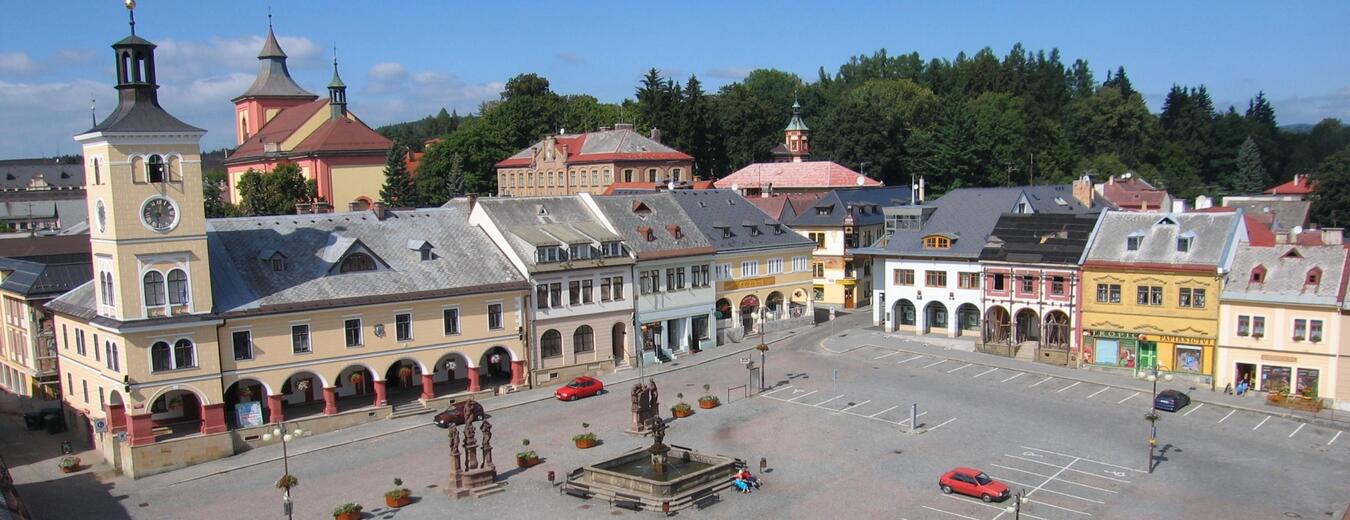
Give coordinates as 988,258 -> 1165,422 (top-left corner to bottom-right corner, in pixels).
60,465 -> 78,474
334,513 -> 361,520
574,438 -> 597,449
698,399 -> 719,409
384,495 -> 411,508
516,456 -> 541,468
672,408 -> 694,418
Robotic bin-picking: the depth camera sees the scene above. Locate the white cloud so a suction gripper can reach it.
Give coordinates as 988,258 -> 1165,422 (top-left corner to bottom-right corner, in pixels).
351,61 -> 502,126
0,52 -> 38,74
1273,88 -> 1350,125
556,52 -> 585,65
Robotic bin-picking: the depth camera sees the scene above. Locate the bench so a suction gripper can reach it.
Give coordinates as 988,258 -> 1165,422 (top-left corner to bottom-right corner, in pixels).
612,493 -> 644,511
562,487 -> 591,499
694,493 -> 720,510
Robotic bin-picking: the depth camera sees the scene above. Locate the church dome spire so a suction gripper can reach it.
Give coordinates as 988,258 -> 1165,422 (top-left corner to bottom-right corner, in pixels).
83,0 -> 202,134
231,15 -> 317,103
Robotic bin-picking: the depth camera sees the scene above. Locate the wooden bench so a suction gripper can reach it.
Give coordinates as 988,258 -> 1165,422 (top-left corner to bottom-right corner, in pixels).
694,493 -> 720,510
611,494 -> 644,511
562,487 -> 591,499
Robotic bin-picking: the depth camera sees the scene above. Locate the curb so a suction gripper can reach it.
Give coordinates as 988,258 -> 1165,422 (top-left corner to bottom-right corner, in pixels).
168,330 -> 801,486
821,335 -> 1350,432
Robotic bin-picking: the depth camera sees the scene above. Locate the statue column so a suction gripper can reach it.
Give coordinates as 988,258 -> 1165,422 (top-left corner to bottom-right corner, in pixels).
467,368 -> 481,393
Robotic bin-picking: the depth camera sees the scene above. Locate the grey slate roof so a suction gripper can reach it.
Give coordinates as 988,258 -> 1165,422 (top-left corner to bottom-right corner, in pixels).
207,203 -> 527,314
785,186 -> 913,227
1083,211 -> 1242,269
1223,244 -> 1348,307
590,193 -> 714,259
0,200 -> 87,226
869,188 -> 1037,259
85,90 -> 204,134
474,197 -> 631,272
668,190 -> 814,254
0,161 -> 85,190
233,28 -> 317,102
0,256 -> 92,298
46,280 -> 96,321
980,213 -> 1100,265
1222,198 -> 1311,232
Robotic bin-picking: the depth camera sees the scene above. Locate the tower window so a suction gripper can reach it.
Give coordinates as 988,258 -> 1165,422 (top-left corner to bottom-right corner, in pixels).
167,269 -> 189,305
146,154 -> 166,183
143,271 -> 166,307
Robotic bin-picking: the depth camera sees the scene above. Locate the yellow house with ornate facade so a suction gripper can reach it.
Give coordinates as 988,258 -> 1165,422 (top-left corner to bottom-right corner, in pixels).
1079,211 -> 1245,387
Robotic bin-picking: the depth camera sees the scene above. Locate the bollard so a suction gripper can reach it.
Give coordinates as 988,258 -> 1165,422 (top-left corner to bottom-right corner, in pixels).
833,369 -> 838,381
910,403 -> 918,433
759,457 -> 767,473
548,470 -> 555,483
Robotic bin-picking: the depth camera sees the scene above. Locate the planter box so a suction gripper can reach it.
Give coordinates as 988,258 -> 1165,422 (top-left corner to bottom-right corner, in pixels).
60,466 -> 78,474
334,513 -> 361,520
384,494 -> 411,508
575,438 -> 597,449
672,408 -> 694,418
516,456 -> 541,468
698,399 -> 719,410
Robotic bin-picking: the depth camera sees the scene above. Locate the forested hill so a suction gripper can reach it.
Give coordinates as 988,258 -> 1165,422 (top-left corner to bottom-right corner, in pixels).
377,45 -> 1350,203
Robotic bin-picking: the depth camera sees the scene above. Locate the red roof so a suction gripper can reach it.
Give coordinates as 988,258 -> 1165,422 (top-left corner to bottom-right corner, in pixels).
744,193 -> 824,220
1264,174 -> 1316,195
1100,177 -> 1169,210
292,117 -> 391,154
715,161 -> 882,190
495,128 -> 693,168
227,100 -> 389,163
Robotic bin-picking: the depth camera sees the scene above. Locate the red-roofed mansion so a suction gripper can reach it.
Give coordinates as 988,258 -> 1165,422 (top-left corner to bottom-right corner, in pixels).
495,124 -> 693,197
716,100 -> 881,197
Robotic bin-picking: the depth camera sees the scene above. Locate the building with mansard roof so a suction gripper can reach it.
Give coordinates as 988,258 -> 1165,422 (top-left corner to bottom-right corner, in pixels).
495,124 -> 693,197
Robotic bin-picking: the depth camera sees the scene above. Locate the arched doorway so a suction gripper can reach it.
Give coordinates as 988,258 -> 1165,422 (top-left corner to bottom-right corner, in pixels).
923,301 -> 948,335
739,295 -> 759,334
985,306 -> 1011,344
1015,308 -> 1041,344
224,378 -> 271,429
765,291 -> 784,322
433,352 -> 473,396
147,389 -> 203,440
1044,311 -> 1071,350
892,299 -> 916,332
956,303 -> 980,337
384,359 -> 425,406
612,322 -> 627,362
335,365 -> 376,412
479,346 -> 514,389
280,371 -> 326,420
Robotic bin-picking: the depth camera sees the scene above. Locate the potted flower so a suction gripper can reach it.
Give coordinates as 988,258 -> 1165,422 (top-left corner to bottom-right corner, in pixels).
698,384 -> 720,409
516,439 -> 540,468
332,503 -> 362,520
671,393 -> 694,418
1310,334 -> 1322,343
238,385 -> 255,401
573,422 -> 597,449
1293,335 -> 1305,342
398,366 -> 414,387
384,478 -> 412,508
58,456 -> 79,473
350,372 -> 365,394
275,474 -> 298,491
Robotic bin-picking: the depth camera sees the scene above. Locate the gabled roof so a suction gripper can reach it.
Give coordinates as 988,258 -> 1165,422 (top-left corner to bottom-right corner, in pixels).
0,256 -> 92,298
786,187 -> 913,227
496,126 -> 692,168
1223,244 -> 1347,307
1083,211 -> 1242,270
869,188 -> 1029,259
474,196 -> 632,272
667,190 -> 814,254
0,162 -> 85,190
226,100 -> 390,163
1221,197 -> 1310,232
206,203 -> 527,315
980,213 -> 1099,265
232,27 -> 318,102
1099,175 -> 1169,210
591,193 -> 715,259
715,161 -> 881,190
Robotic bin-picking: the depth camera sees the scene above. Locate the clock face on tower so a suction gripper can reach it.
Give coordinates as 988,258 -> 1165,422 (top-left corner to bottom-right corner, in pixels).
141,196 -> 178,232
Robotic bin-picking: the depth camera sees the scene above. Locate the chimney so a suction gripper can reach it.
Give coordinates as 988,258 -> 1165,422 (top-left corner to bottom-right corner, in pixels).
1194,195 -> 1213,210
649,127 -> 662,143
1072,175 -> 1094,207
918,176 -> 926,204
348,201 -> 362,212
467,193 -> 478,216
1322,228 -> 1343,245
372,201 -> 387,220
1287,226 -> 1302,244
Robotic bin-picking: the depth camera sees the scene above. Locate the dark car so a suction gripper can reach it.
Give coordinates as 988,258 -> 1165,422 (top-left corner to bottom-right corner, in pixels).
939,467 -> 1010,503
433,400 -> 485,428
1153,389 -> 1191,412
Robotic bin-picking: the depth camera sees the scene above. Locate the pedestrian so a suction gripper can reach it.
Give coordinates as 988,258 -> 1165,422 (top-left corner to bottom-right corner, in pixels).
1236,379 -> 1248,396
1223,382 -> 1233,395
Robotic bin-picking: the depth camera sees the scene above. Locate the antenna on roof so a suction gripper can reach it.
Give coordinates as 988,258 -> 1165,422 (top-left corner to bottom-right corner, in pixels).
90,94 -> 96,127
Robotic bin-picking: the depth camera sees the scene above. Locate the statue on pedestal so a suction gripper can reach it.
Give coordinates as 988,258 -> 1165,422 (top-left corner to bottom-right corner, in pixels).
463,419 -> 479,470
448,425 -> 461,476
480,420 -> 494,469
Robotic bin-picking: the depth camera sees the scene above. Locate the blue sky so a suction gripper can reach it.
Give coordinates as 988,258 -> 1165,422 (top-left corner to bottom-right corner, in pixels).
2,1 -> 1347,158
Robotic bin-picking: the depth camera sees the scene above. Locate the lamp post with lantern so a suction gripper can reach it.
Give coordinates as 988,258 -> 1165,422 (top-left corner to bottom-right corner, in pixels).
265,422 -> 308,520
1139,363 -> 1172,473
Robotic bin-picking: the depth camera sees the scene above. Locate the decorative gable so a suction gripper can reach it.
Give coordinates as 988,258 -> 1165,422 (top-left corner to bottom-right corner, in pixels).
323,238 -> 390,274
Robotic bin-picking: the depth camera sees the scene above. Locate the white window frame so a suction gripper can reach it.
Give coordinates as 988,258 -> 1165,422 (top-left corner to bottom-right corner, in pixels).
792,256 -> 809,273
767,258 -> 784,274
487,302 -> 504,330
740,261 -> 759,278
343,317 -> 363,347
291,322 -> 312,354
442,306 -> 461,336
716,264 -> 732,280
395,312 -> 413,341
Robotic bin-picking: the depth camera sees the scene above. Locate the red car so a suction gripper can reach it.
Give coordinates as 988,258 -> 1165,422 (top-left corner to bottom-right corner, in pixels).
939,467 -> 1010,503
555,376 -> 604,401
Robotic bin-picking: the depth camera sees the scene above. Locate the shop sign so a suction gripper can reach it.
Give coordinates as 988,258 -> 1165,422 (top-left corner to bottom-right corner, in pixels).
1261,354 -> 1298,363
235,401 -> 264,428
723,276 -> 775,290
1087,329 -> 1140,340
1140,334 -> 1215,346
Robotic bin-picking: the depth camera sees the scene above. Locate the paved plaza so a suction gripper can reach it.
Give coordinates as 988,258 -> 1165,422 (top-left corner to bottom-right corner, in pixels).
6,310 -> 1349,519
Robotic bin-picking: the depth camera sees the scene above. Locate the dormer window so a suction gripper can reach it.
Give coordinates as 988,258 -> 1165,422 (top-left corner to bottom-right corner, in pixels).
769,223 -> 783,235
816,205 -> 833,216
536,246 -> 563,263
407,240 -> 434,261
340,252 -> 377,273
1250,265 -> 1266,283
601,241 -> 624,257
749,226 -> 761,236
146,154 -> 166,183
1306,267 -> 1322,285
923,235 -> 952,249
1126,231 -> 1145,251
1176,233 -> 1194,253
632,201 -> 652,216
570,243 -> 593,259
271,257 -> 286,271
667,225 -> 683,239
260,250 -> 288,271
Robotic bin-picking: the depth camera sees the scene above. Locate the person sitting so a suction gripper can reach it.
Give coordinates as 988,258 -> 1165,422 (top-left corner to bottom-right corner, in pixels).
736,469 -> 761,489
733,477 -> 751,494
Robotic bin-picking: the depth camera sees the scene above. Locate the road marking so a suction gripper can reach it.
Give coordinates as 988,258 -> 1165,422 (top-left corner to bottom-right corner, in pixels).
874,351 -> 901,360
992,475 -> 1106,506
921,506 -> 980,520
897,355 -> 925,364
947,495 -> 1051,520
1218,409 -> 1237,423
923,359 -> 948,369
1004,455 -> 1131,483
992,464 -> 1117,494
1252,416 -> 1270,431
762,393 -> 905,426
927,417 -> 957,431
761,385 -> 793,396
946,363 -> 973,374
1020,446 -> 1146,473
786,390 -> 818,402
1329,431 -> 1342,446
1086,387 -> 1110,399
814,395 -> 844,407
1116,391 -> 1140,404
1183,403 -> 1205,416
1002,372 -> 1025,383
897,411 -> 929,425
972,367 -> 999,378
1057,381 -> 1082,393
1029,376 -> 1054,388
869,405 -> 899,418
1288,423 -> 1305,438
839,400 -> 871,412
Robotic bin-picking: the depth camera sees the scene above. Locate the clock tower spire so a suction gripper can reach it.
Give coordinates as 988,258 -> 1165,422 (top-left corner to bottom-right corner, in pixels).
76,1 -> 213,321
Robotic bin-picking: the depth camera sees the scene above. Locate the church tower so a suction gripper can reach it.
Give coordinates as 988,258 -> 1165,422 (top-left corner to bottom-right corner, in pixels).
231,16 -> 318,145
76,5 -> 214,321
782,99 -> 811,163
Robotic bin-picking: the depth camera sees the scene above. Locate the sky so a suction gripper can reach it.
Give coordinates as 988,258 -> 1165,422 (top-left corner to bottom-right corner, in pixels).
1,1 -> 1348,158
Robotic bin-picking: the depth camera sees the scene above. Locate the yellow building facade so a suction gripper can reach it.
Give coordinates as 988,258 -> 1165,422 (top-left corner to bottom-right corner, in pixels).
714,247 -> 817,338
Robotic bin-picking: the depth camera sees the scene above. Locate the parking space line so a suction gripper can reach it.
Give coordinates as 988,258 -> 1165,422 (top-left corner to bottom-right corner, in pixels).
946,363 -> 973,374
1057,381 -> 1081,393
972,367 -> 999,378
1028,376 -> 1054,388
839,400 -> 871,412
1218,409 -> 1237,423
898,411 -> 929,425
869,405 -> 899,418
927,417 -> 957,431
1289,423 -> 1305,438
923,359 -> 948,369
1116,392 -> 1140,404
1004,455 -> 1131,483
1001,372 -> 1025,383
874,351 -> 901,360
991,464 -> 1117,494
761,385 -> 793,396
992,476 -> 1106,506
1027,497 -> 1095,516
1252,416 -> 1270,431
1183,403 -> 1205,416
946,495 -> 1051,520
1019,446 -> 1146,473
921,505 -> 981,520
1086,387 -> 1110,399
1329,431 -> 1342,446
786,390 -> 819,402
897,355 -> 925,364
814,395 -> 845,407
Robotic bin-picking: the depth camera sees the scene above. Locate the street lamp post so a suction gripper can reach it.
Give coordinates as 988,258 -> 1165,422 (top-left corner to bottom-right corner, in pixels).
264,422 -> 307,520
1138,364 -> 1172,474
1004,489 -> 1028,518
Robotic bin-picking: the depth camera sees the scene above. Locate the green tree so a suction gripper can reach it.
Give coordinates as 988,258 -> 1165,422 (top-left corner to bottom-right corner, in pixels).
679,75 -> 724,178
814,78 -> 938,185
202,169 -> 239,218
1231,136 -> 1270,194
1309,144 -> 1350,227
237,162 -> 309,216
379,146 -> 415,206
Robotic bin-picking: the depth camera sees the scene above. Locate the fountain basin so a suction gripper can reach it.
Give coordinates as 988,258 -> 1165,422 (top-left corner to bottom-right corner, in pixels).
574,446 -> 739,509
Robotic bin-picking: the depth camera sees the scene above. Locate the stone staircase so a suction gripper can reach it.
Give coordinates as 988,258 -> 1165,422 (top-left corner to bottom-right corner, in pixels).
1014,342 -> 1038,363
470,481 -> 506,498
388,400 -> 435,420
